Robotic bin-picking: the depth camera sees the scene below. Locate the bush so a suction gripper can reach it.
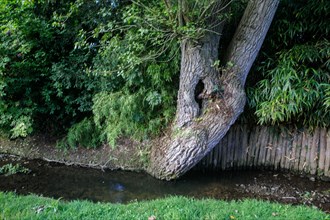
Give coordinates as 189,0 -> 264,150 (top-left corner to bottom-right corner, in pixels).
246,0 -> 330,127
65,118 -> 102,149
0,0 -> 116,138
90,1 -> 180,146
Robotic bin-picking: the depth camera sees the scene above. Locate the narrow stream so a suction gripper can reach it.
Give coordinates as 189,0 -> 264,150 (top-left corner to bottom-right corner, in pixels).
1,154 -> 329,212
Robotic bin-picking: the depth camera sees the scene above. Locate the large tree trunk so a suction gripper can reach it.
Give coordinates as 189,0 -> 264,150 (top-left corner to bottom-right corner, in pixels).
148,0 -> 279,180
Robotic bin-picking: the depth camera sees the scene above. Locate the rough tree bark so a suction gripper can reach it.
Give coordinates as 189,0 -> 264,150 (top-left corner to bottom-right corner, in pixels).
148,0 -> 280,180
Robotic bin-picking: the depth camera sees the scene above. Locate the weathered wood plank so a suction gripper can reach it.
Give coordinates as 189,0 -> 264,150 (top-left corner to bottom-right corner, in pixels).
198,125 -> 329,178
228,127 -> 237,169
264,127 -> 273,168
221,132 -> 228,170
283,130 -> 292,170
218,140 -> 223,171
258,127 -> 267,167
226,130 -> 232,169
233,125 -> 241,168
259,127 -> 268,167
284,129 -> 294,170
213,138 -> 219,171
245,126 -> 254,168
293,130 -> 303,172
274,131 -> 283,170
251,126 -> 259,167
232,125 -> 238,168
309,128 -> 320,175
304,131 -> 313,173
240,125 -> 249,168
235,125 -> 240,168
299,132 -> 308,172
280,130 -> 288,170
226,126 -> 235,169
283,129 -> 293,170
230,126 -> 237,168
270,128 -> 279,170
208,144 -> 213,170
263,127 -> 270,167
318,128 -> 327,175
236,125 -> 242,168
215,145 -> 219,171
253,126 -> 262,167
289,129 -> 298,171
324,129 -> 330,177
251,126 -> 261,168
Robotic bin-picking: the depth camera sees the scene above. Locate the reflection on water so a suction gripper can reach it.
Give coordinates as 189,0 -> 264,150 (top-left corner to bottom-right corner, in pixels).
0,155 -> 329,208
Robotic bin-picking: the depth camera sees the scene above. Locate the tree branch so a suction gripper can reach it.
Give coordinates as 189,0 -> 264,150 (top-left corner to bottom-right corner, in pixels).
225,0 -> 280,85
163,0 -> 175,23
178,0 -> 184,27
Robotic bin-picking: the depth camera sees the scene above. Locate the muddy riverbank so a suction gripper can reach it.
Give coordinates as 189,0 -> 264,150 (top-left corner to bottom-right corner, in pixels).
0,134 -> 144,171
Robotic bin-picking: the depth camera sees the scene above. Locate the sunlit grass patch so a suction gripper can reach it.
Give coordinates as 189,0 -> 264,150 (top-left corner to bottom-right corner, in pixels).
0,192 -> 328,219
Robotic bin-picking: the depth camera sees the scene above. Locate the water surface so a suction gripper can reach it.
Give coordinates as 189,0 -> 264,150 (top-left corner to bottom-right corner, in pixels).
0,154 -> 329,212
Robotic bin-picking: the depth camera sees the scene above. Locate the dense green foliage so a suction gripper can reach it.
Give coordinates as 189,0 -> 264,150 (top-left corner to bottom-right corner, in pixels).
0,0 -> 105,139
247,0 -> 330,127
0,0 -> 179,147
90,1 -> 180,145
1,192 -> 328,220
0,0 -> 329,148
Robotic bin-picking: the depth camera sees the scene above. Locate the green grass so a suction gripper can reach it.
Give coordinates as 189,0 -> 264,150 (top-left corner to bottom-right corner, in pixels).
0,192 -> 329,220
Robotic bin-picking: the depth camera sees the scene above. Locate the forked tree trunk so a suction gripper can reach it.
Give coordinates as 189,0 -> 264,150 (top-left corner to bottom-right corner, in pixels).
148,0 -> 280,180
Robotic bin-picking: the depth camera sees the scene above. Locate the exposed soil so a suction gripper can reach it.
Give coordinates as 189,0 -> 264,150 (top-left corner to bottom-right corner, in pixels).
0,134 -> 144,171
233,171 -> 330,212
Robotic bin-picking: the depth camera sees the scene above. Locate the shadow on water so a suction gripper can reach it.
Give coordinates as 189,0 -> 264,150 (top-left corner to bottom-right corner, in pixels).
0,154 -> 329,212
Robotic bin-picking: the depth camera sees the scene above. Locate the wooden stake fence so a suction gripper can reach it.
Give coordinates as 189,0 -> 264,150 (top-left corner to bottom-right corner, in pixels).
197,125 -> 330,177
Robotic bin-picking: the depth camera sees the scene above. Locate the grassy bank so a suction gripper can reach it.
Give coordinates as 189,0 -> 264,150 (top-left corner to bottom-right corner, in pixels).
0,192 -> 329,220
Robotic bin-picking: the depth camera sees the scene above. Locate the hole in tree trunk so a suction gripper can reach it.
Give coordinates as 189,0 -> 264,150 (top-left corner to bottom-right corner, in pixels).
194,80 -> 205,110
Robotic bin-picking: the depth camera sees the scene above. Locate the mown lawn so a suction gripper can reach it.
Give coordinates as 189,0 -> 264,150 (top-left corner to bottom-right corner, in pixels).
0,192 -> 329,220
